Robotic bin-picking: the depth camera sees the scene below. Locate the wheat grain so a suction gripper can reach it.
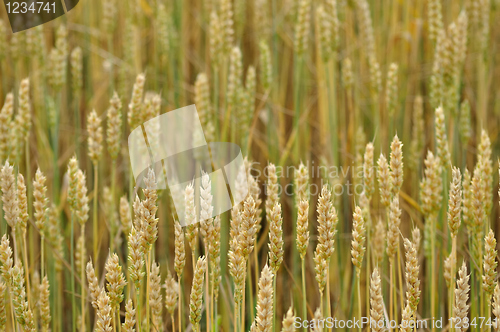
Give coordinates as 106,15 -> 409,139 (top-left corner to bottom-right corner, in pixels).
140,169 -> 158,247
370,268 -> 385,332
386,63 -> 398,117
120,196 -> 132,235
493,283 -> 500,331
448,167 -> 462,237
228,47 -> 242,109
478,129 -> 493,216
0,281 -> 6,331
75,231 -> 86,277
459,100 -> 471,144
412,227 -> 421,249
122,299 -> 136,332
0,236 -> 12,284
404,238 -> 420,312
11,262 -> 36,331
0,93 -> 13,163
96,289 -> 112,332
377,154 -> 392,208
444,253 -> 453,287
209,11 -> 222,66
200,171 -> 213,241
33,169 -> 48,233
1,161 -> 18,229
373,219 -> 386,263
351,206 -> 366,275
105,253 -> 126,307
314,249 -> 328,296
86,260 -> 101,309
268,202 -> 283,273
254,264 -> 274,332
128,74 -> 145,130
106,92 -> 122,160
387,196 -> 401,258
483,229 -> 497,297
184,183 -> 198,253
174,220 -> 186,278
16,174 -> 28,234
150,261 -> 164,330
281,305 -> 295,332
294,0 -> 311,56
454,262 -> 470,332
70,47 -> 83,98
164,268 -> 178,315
355,0 -> 375,56
409,96 -> 424,169
39,276 -> 51,331
317,185 -> 337,261
419,151 -> 442,217
390,134 -> 403,196
296,199 -> 309,259
75,169 -> 90,226
435,106 -> 450,169
220,0 -> 234,54
259,41 -> 272,91
428,0 -> 443,43
190,256 -> 206,332
317,5 -> 332,62
240,195 -> 258,259
342,58 -> 353,88
128,226 -> 145,287
88,109 -> 103,165
209,215 -> 221,301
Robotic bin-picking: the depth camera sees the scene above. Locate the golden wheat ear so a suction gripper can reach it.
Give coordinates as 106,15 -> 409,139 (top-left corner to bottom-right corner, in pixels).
189,256 -> 206,332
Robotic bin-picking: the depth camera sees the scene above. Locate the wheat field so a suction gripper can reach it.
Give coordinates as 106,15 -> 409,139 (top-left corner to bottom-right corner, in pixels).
0,0 -> 499,331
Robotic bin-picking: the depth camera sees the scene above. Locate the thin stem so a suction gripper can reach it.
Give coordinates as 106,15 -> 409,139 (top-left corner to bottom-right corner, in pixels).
70,212 -> 76,332
234,301 -> 240,332
301,258 -> 307,332
117,306 -> 121,332
357,272 -> 362,332
21,234 -> 31,306
431,215 -> 436,332
136,286 -> 142,332
241,277 -> 246,332
327,268 -> 331,320
146,250 -> 151,332
397,245 -> 405,314
390,260 -> 393,331
110,160 -> 117,252
178,274 -> 182,332
293,55 -> 304,162
81,224 -> 86,332
272,275 -> 277,332
205,244 -> 210,332
93,163 -> 99,268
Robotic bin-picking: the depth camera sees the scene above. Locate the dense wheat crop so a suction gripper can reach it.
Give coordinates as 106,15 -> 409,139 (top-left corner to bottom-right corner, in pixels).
0,0 -> 500,331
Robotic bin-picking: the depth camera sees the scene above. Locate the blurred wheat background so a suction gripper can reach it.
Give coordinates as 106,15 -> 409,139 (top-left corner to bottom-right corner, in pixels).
0,0 -> 499,331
